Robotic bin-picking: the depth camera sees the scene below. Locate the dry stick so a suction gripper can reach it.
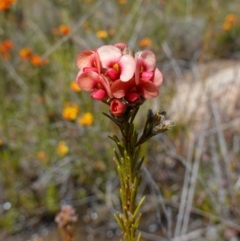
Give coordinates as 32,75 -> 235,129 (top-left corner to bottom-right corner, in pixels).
161,42 -> 183,79
233,135 -> 240,154
142,165 -> 173,240
172,227 -> 207,241
167,151 -> 217,207
174,134 -> 195,238
210,135 -> 226,215
141,231 -> 168,241
26,20 -> 51,48
185,0 -> 193,20
163,199 -> 240,232
210,101 -> 234,200
128,2 -> 148,49
110,0 -> 144,44
42,0 -> 104,59
2,60 -> 28,91
203,117 -> 240,137
180,115 -> 209,236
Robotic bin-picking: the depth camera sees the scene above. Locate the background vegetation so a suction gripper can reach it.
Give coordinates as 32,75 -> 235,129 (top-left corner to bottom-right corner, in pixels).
1,0 -> 240,240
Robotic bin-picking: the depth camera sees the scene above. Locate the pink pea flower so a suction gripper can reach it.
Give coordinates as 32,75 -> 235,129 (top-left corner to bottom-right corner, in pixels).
97,45 -> 136,82
111,50 -> 163,100
111,74 -> 160,100
76,49 -> 101,75
76,71 -> 112,100
110,99 -> 126,116
135,50 -> 163,87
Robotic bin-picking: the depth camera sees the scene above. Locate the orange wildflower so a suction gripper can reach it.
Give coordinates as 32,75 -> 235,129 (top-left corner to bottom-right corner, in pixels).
37,151 -> 48,163
0,39 -> 14,60
225,14 -> 237,25
59,24 -> 71,35
0,0 -> 16,11
96,30 -> 108,39
70,81 -> 81,92
30,54 -> 48,66
19,48 -> 32,60
222,22 -> 232,31
52,24 -> 71,36
222,13 -> 238,31
139,37 -> 152,47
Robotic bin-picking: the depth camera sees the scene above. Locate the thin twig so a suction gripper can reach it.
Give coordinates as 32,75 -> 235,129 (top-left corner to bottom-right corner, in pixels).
2,60 -> 28,91
210,101 -> 234,196
210,135 -> 226,215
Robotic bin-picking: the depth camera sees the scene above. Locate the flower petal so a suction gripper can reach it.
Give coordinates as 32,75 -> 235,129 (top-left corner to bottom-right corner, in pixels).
111,79 -> 135,98
97,45 -> 122,68
91,89 -> 106,100
76,50 -> 94,69
76,71 -> 97,91
114,42 -> 128,51
136,50 -> 156,71
139,80 -> 159,99
153,68 -> 163,87
119,55 -> 136,82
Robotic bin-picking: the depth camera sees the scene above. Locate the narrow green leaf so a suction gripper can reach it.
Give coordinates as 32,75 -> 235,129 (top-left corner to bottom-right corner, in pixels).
133,196 -> 146,218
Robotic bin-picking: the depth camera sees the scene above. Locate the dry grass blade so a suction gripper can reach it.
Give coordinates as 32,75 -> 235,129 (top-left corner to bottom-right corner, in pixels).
180,114 -> 209,236
174,133 -> 195,238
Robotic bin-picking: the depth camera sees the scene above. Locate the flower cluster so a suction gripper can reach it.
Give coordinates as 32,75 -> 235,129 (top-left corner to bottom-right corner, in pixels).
76,43 -> 163,116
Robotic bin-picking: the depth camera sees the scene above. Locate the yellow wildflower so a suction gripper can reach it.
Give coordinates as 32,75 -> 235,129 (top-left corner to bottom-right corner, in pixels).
70,81 -> 81,92
62,102 -> 79,121
57,141 -> 69,157
78,112 -> 94,126
96,30 -> 108,39
139,37 -> 152,47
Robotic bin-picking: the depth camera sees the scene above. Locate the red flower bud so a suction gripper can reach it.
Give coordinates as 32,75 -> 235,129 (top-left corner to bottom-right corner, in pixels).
110,99 -> 126,116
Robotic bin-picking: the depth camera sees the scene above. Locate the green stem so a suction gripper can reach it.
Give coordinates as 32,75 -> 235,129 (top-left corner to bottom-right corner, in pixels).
111,107 -> 145,241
